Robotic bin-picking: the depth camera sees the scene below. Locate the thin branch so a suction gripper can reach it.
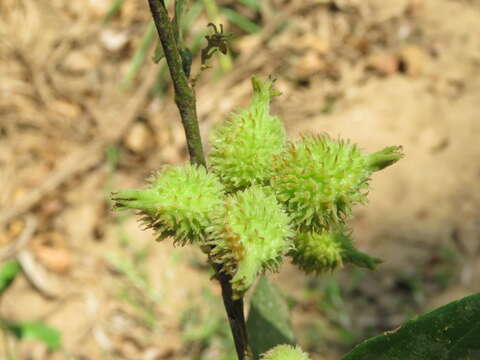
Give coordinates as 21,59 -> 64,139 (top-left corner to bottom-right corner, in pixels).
146,1 -> 251,358
147,0 -> 205,167
217,271 -> 251,359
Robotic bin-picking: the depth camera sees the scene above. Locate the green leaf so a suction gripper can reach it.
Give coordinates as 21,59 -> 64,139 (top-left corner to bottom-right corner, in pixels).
247,276 -> 295,359
6,322 -> 61,351
220,7 -> 261,34
0,261 -> 21,295
341,292 -> 480,360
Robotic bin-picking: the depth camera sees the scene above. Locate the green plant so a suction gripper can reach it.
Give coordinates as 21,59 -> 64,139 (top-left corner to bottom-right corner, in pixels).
0,261 -> 61,358
112,1 -> 480,359
113,75 -> 399,299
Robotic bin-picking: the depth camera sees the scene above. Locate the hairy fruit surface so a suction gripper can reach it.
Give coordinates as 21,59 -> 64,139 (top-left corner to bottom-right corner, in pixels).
291,229 -> 382,274
260,345 -> 311,360
209,77 -> 287,192
272,135 -> 403,231
112,164 -> 224,244
208,186 -> 293,297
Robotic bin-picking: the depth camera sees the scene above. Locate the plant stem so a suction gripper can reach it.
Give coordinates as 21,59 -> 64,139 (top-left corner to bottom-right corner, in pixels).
146,1 -> 251,358
216,271 -> 251,359
147,0 -> 205,167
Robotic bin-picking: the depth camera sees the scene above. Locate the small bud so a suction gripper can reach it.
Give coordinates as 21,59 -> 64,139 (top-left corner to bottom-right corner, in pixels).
112,164 -> 224,245
208,186 -> 293,297
251,76 -> 282,100
180,47 -> 193,78
209,77 -> 287,192
260,345 -> 311,360
365,145 -> 403,172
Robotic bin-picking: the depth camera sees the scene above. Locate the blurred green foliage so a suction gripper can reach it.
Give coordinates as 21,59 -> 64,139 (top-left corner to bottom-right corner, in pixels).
0,261 -> 62,355
4,322 -> 61,351
181,288 -> 236,359
247,276 -> 295,359
0,261 -> 21,295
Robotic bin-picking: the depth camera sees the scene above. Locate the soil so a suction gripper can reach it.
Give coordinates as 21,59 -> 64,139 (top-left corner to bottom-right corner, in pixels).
1,0 -> 480,359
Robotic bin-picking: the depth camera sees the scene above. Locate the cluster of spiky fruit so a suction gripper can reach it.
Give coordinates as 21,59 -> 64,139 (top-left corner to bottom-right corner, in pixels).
112,77 -> 402,297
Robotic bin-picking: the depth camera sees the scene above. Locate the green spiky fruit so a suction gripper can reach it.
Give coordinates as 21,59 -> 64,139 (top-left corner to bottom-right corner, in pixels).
260,345 -> 311,360
290,229 -> 382,274
209,77 -> 287,192
208,186 -> 293,297
291,231 -> 344,273
112,164 -> 224,245
272,134 -> 403,231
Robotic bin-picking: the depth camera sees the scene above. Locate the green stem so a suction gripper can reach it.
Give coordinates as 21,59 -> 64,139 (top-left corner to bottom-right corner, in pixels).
217,271 -> 251,359
146,1 -> 251,358
147,0 -> 206,167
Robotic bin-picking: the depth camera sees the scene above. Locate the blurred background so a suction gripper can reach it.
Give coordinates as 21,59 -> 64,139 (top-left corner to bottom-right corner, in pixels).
1,0 -> 480,359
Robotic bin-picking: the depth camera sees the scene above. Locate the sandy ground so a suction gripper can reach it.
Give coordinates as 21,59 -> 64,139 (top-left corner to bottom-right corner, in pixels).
1,0 -> 480,359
